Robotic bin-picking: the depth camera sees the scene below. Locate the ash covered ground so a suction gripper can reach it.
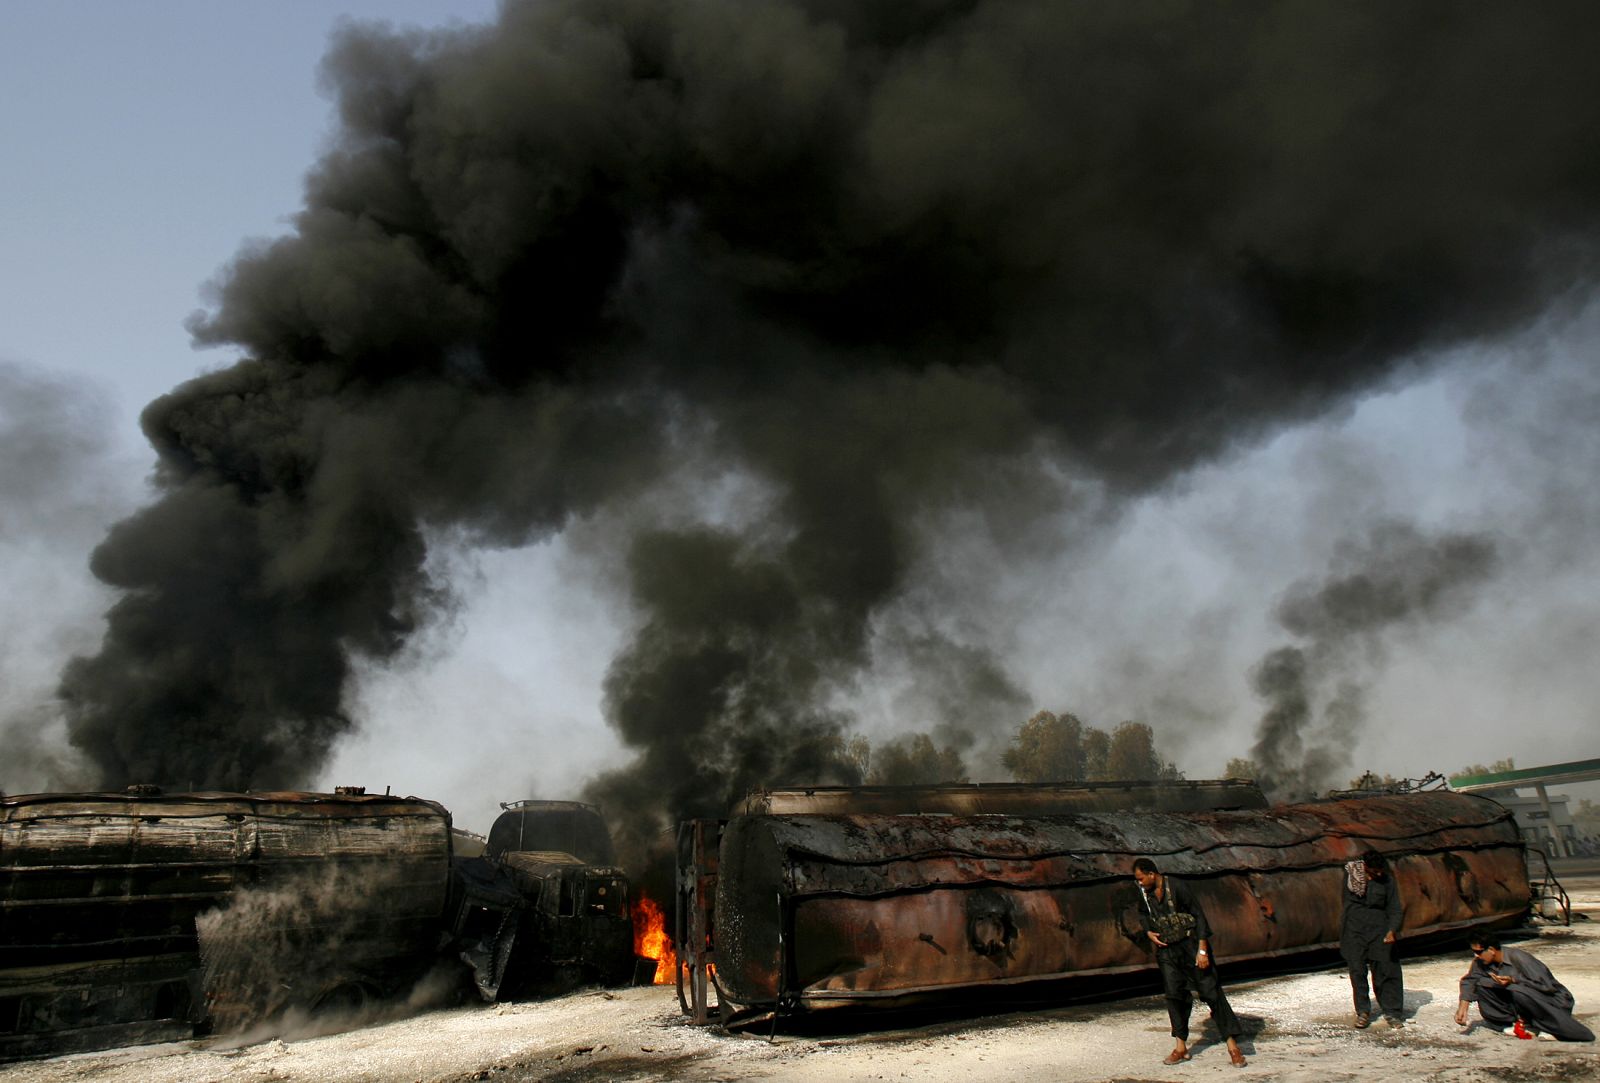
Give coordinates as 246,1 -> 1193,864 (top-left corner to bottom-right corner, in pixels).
6,878 -> 1598,1083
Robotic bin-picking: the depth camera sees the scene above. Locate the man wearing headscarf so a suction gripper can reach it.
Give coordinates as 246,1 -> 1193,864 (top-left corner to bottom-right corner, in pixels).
1341,850 -> 1405,1028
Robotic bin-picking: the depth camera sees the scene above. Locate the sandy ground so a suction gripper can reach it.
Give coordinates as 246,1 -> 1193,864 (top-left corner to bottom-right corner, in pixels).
6,880 -> 1598,1083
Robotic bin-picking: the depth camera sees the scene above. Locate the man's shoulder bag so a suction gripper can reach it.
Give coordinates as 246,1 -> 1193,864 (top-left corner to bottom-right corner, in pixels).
1141,882 -> 1198,943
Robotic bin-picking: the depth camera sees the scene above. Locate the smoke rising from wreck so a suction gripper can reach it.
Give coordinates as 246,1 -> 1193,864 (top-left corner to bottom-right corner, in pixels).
0,363 -> 138,791
1249,523 -> 1499,800
53,2 -> 1600,844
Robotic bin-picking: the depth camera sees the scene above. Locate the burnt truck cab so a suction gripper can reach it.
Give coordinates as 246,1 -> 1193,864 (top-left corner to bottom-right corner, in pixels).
452,801 -> 637,1000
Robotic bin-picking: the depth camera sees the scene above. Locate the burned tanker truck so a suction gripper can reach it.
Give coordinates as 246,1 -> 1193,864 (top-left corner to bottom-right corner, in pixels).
1,789 -> 645,1060
0,787 -> 453,1059
675,784 -> 1529,1023
450,800 -> 639,1001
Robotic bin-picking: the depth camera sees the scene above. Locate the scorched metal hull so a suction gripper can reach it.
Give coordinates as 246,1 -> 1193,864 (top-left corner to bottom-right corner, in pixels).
712,791 -> 1526,1009
0,790 -> 452,1058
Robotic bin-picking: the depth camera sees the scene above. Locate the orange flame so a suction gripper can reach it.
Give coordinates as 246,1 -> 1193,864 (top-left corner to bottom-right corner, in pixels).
631,892 -> 677,985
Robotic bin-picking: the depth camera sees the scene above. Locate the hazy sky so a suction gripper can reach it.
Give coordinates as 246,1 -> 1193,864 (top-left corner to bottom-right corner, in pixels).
2,2 -> 1596,831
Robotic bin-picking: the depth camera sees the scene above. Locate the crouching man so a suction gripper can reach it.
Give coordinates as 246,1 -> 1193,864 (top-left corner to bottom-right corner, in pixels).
1454,935 -> 1594,1042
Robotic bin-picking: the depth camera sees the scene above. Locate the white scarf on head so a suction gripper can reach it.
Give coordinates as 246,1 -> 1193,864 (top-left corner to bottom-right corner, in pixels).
1345,859 -> 1367,898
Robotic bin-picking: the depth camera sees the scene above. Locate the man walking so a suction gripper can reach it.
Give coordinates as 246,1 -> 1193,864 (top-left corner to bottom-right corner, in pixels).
1341,850 -> 1405,1028
1132,857 -> 1249,1066
1455,935 -> 1594,1042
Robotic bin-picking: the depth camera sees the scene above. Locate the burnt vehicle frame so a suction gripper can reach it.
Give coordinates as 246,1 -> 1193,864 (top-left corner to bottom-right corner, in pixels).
1,789 -> 647,1061
0,787 -> 452,1059
674,785 -> 1531,1024
673,778 -> 1271,1023
450,799 -> 641,1001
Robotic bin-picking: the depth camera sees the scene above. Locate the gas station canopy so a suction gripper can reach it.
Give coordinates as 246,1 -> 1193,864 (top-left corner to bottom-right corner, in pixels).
1449,757 -> 1600,793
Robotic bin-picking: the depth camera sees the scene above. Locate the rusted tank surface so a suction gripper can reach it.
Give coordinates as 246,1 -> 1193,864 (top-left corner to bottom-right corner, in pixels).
0,789 -> 452,1059
735,780 -> 1267,817
675,818 -> 722,1023
711,791 -> 1526,1011
679,779 -> 1264,1022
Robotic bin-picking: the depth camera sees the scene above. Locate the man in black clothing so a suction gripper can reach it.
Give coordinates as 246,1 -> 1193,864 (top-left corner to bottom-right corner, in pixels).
1132,857 -> 1249,1067
1340,850 -> 1405,1029
1455,935 -> 1595,1042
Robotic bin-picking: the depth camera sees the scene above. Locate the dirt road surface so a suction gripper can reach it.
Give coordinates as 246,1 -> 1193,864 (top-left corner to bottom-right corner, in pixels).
6,879 -> 1597,1083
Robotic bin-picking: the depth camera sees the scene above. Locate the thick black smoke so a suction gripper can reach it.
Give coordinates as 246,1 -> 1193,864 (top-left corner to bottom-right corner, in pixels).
1249,523 -> 1499,800
58,3 -> 1600,837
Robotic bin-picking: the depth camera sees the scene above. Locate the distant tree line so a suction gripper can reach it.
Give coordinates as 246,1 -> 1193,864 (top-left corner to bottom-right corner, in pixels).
845,732 -> 969,786
844,710 -> 1530,791
1002,711 -> 1182,783
1211,757 -> 1523,795
843,709 -> 1184,786
1454,757 -> 1517,779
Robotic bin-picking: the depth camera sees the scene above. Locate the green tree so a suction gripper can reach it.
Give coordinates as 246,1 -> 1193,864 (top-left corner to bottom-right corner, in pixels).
1005,711 -> 1183,782
1002,710 -> 1086,782
1223,757 -> 1260,780
1100,721 -> 1184,781
868,733 -> 968,785
1082,726 -> 1111,781
1105,721 -> 1156,779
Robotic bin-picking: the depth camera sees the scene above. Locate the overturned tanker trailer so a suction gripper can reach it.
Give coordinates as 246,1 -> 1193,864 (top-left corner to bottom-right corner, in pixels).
676,779 -> 1269,1021
694,790 -> 1526,1018
0,787 -> 452,1060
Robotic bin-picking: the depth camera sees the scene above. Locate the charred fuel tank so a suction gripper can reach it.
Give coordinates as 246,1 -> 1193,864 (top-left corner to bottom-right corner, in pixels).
0,787 -> 452,1059
679,779 -> 1266,1021
452,801 -> 639,1000
706,790 -> 1526,1013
